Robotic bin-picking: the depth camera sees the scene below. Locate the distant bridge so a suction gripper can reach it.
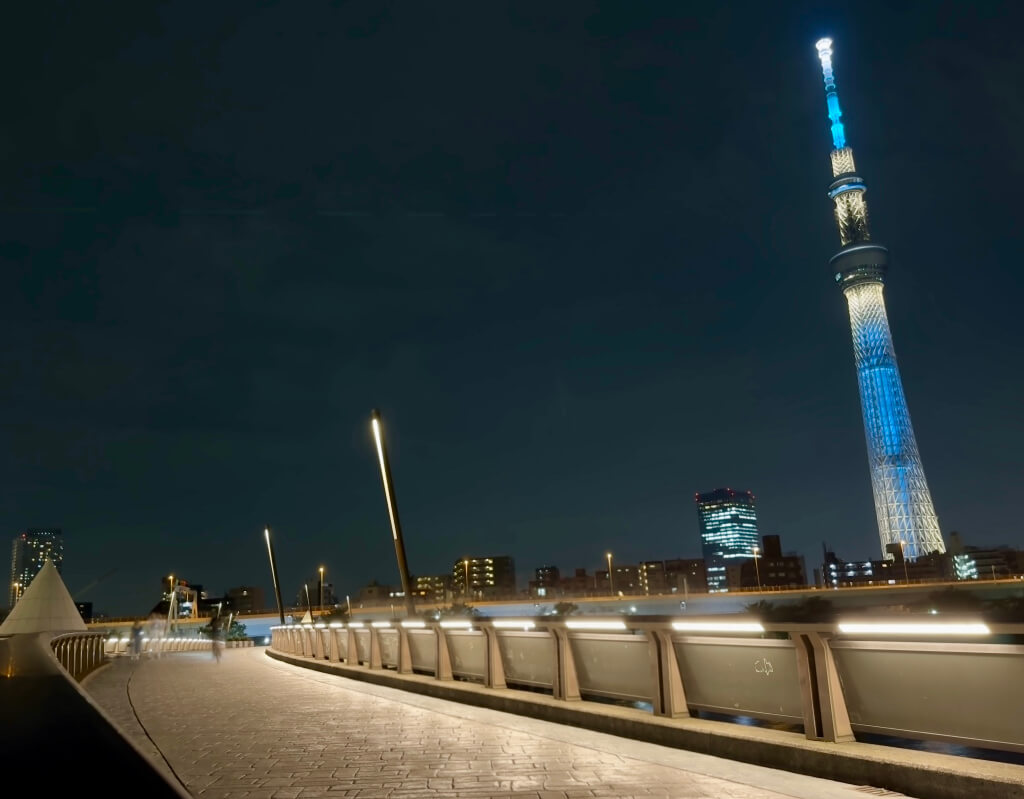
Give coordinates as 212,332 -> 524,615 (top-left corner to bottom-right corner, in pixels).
87,576 -> 1024,632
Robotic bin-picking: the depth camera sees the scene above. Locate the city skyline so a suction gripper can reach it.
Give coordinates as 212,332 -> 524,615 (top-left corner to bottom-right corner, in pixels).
3,4 -> 1022,617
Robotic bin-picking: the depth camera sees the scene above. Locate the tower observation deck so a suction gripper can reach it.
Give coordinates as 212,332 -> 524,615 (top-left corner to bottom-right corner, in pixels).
813,38 -> 944,560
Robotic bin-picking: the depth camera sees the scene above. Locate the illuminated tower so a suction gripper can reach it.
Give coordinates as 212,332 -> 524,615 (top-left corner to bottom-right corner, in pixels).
813,39 -> 943,560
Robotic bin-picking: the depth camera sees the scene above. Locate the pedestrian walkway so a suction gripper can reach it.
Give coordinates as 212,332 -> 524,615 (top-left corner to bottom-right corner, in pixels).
83,647 -> 909,799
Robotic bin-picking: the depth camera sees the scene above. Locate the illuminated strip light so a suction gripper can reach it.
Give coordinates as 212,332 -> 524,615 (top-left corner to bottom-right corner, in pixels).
328,622 -> 344,628
439,620 -> 473,629
828,182 -> 866,199
565,620 -> 628,631
672,621 -> 765,633
491,620 -> 536,630
400,619 -> 425,628
837,622 -> 990,635
347,622 -> 365,628
371,621 -> 391,628
314,623 -> 327,629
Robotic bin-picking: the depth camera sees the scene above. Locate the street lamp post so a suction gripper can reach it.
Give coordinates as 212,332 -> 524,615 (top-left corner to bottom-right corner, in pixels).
264,528 -> 286,625
371,409 -> 416,617
319,566 -> 325,614
11,582 -> 20,606
752,546 -> 762,592
899,540 -> 910,584
167,574 -> 176,633
304,583 -> 313,618
606,552 -> 614,596
463,559 -> 470,598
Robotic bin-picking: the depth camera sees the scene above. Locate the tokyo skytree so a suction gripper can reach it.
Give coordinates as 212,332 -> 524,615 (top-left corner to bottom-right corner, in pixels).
813,38 -> 944,560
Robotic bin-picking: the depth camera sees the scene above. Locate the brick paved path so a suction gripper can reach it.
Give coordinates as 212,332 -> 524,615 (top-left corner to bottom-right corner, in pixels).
83,647 -> 901,799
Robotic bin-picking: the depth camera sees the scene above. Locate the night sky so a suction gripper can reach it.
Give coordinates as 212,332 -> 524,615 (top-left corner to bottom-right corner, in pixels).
4,2 -> 1022,617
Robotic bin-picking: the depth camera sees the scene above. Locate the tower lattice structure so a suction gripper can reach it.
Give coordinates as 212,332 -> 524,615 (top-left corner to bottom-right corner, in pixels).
813,39 -> 944,560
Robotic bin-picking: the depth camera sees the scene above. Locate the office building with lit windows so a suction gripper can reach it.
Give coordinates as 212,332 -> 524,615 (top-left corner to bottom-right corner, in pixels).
696,489 -> 759,592
9,528 -> 64,608
452,555 -> 516,598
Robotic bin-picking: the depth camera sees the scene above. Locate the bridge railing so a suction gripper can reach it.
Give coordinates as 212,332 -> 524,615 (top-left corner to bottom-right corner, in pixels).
50,631 -> 109,681
269,615 -> 1024,755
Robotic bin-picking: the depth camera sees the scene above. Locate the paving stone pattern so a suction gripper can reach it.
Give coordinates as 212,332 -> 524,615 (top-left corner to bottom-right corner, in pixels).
82,647 -> 887,799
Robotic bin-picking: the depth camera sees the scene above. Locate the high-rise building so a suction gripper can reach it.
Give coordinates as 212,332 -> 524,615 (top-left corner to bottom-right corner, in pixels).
695,489 -> 759,592
812,39 -> 944,561
452,555 -> 516,598
9,528 -> 64,607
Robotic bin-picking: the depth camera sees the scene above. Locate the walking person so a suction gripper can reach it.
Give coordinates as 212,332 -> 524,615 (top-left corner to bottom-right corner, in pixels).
210,613 -> 224,663
130,620 -> 144,662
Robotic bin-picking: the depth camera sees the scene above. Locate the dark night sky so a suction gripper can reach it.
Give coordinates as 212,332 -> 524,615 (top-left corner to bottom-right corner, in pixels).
3,2 -> 1022,617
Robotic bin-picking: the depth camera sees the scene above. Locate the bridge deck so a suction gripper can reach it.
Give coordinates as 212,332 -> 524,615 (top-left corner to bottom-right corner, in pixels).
82,647 -> 904,799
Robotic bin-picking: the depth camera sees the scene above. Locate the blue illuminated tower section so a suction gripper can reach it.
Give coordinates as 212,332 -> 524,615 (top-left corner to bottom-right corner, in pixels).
813,39 -> 944,560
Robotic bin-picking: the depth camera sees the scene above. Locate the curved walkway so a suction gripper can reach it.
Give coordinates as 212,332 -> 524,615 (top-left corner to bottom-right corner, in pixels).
82,647 -> 907,799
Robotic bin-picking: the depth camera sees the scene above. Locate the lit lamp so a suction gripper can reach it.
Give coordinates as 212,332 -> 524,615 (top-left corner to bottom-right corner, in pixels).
463,559 -> 470,597
371,409 -> 416,617
319,565 -> 325,614
606,552 -> 614,596
752,546 -> 762,592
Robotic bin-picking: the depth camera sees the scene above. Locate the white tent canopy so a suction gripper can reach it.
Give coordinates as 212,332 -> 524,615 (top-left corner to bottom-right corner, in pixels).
0,559 -> 87,634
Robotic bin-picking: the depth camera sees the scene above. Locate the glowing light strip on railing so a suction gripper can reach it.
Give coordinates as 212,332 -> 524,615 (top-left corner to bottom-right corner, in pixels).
837,621 -> 990,635
400,619 -> 425,628
439,620 -> 473,629
491,620 -> 536,630
371,621 -> 391,628
671,621 -> 765,633
347,621 -> 364,628
564,620 -> 627,631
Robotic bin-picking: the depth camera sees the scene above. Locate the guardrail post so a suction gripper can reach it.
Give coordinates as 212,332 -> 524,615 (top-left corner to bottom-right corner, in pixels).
368,627 -> 383,669
328,628 -> 342,662
434,626 -> 453,681
647,628 -> 689,718
397,627 -> 413,674
794,631 -> 855,742
481,626 -> 507,689
550,626 -> 580,701
346,628 -> 360,665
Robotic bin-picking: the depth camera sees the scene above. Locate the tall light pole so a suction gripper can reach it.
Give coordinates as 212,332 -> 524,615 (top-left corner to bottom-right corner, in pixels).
167,574 -> 176,633
752,546 -> 762,592
606,552 -> 614,596
899,540 -> 910,584
11,582 -> 20,606
463,559 -> 470,598
371,409 -> 416,617
304,583 -> 312,618
264,527 -> 285,625
318,565 -> 325,614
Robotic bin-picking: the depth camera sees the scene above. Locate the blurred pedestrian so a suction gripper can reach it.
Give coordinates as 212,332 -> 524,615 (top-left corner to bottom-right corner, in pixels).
130,620 -> 144,661
146,612 -> 166,658
210,613 -> 224,663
